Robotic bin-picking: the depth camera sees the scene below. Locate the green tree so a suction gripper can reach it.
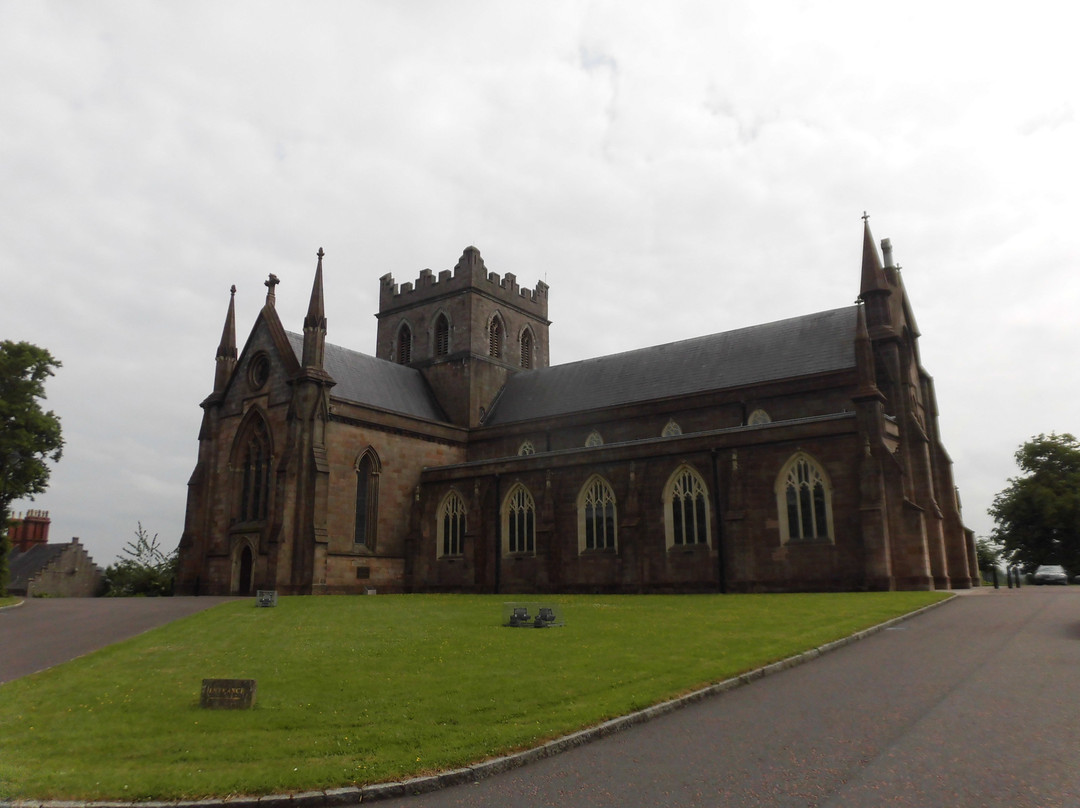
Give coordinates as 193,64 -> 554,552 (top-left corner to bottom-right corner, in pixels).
989,433 -> 1080,573
103,523 -> 177,596
974,537 -> 1002,571
0,341 -> 64,595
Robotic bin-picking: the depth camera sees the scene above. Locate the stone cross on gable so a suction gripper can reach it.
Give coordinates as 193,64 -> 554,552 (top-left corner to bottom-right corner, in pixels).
265,274 -> 280,306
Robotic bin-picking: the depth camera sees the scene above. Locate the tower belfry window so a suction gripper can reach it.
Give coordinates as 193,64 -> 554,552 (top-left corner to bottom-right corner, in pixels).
520,329 -> 533,369
489,317 -> 503,359
397,323 -> 412,365
434,314 -> 450,357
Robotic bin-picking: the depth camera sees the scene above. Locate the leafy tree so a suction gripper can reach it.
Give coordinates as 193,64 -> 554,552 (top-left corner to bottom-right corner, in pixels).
0,513 -> 10,597
103,523 -> 177,597
0,341 -> 63,595
989,433 -> 1080,573
974,537 -> 1002,571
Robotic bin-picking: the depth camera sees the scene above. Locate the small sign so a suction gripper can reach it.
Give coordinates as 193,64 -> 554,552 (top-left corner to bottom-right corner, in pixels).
256,590 -> 277,607
201,678 -> 257,709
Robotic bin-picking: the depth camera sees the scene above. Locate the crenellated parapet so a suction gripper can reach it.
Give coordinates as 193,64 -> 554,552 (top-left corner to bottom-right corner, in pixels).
379,246 -> 549,319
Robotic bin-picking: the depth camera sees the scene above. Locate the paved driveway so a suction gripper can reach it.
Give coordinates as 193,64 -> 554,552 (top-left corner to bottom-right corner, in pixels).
379,588 -> 1080,808
0,596 -> 235,683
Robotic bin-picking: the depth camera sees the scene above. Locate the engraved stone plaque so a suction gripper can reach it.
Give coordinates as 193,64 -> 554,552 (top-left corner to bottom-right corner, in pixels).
201,678 -> 256,709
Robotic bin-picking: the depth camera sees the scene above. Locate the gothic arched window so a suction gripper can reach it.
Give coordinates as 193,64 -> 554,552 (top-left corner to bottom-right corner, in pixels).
397,323 -> 412,365
776,453 -> 833,543
502,484 -> 535,555
747,408 -> 772,426
520,328 -> 533,369
236,415 -> 271,523
437,490 -> 466,557
434,314 -> 450,357
355,450 -> 381,547
662,419 -> 682,437
664,466 -> 710,548
578,476 -> 617,552
489,315 -> 504,359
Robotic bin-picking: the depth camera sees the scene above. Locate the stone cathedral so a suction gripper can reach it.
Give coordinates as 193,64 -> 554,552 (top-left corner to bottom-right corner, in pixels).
175,220 -> 977,596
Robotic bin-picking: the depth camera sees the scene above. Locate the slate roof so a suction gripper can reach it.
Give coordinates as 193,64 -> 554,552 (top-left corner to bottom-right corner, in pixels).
8,543 -> 68,591
285,333 -> 447,422
485,307 -> 860,425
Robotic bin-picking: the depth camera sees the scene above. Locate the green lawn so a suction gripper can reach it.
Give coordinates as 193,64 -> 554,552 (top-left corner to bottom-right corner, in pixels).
0,591 -> 948,801
0,596 -> 19,608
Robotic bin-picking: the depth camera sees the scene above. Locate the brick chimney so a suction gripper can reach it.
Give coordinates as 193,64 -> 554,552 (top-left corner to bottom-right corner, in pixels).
8,509 -> 51,552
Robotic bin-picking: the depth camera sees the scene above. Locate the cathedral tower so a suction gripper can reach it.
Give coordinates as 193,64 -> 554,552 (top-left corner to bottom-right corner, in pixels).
375,246 -> 549,427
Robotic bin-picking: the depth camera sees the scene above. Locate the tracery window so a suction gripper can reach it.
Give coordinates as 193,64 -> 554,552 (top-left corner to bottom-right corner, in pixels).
662,419 -> 682,437
489,315 -> 504,359
503,485 -> 535,555
585,431 -> 604,448
664,466 -> 710,548
776,453 -> 833,543
518,441 -> 535,456
437,491 -> 466,557
355,450 -> 381,547
747,408 -> 772,426
579,476 -> 617,552
520,328 -> 533,369
397,323 -> 412,365
434,314 -> 450,357
237,416 -> 271,523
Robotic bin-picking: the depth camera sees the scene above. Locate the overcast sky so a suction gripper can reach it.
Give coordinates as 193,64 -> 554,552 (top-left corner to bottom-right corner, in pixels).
3,0 -> 1077,569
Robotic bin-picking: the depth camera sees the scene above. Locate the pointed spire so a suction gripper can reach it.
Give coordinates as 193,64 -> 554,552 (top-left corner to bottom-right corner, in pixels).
859,212 -> 889,298
302,248 -> 327,370
213,285 -> 238,393
304,248 -> 326,328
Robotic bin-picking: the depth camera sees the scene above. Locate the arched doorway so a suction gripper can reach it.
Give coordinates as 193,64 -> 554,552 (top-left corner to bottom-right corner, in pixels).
237,545 -> 253,595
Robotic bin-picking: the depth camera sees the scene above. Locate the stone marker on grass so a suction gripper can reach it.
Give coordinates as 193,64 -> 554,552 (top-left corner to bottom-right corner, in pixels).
200,679 -> 257,709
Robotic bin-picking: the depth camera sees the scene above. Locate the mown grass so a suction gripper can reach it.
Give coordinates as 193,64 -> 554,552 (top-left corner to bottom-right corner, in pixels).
0,591 -> 948,801
0,596 -> 19,608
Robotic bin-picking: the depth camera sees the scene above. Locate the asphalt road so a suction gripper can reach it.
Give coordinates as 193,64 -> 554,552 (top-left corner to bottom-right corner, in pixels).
0,596 -> 234,683
379,588 -> 1080,808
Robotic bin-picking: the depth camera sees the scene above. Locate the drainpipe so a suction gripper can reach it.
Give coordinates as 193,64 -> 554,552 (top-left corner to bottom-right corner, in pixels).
710,449 -> 727,594
493,473 -> 502,595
